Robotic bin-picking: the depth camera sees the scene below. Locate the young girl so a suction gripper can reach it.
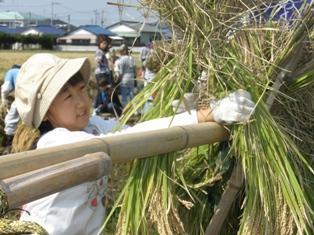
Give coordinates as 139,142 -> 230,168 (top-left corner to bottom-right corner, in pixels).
15,53 -> 254,235
95,34 -> 112,85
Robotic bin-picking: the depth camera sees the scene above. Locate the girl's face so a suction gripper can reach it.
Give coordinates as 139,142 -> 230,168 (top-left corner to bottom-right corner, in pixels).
45,81 -> 91,131
99,41 -> 108,50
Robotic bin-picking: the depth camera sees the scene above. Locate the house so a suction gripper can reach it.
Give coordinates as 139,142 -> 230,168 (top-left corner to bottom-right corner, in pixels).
21,25 -> 65,37
0,25 -> 17,34
106,21 -> 164,46
0,11 -> 48,28
56,25 -> 119,51
0,11 -> 75,32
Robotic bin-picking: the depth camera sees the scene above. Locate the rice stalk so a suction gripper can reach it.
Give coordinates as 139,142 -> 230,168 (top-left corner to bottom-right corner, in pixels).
102,0 -> 314,234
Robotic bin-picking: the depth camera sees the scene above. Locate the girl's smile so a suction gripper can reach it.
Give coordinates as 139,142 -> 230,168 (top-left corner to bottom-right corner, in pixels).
45,80 -> 91,131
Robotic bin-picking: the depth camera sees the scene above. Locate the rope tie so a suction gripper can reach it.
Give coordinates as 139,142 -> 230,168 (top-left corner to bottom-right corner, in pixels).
0,187 -> 9,217
0,186 -> 48,234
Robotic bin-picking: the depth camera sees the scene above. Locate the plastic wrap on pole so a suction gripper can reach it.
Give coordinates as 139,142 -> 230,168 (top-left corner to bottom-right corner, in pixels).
0,123 -> 229,179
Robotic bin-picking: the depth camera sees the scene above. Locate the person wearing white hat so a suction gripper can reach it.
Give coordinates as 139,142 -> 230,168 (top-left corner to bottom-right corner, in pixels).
15,53 -> 255,235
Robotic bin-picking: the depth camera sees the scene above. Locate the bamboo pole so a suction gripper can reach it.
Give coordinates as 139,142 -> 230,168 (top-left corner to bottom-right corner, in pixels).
1,152 -> 112,209
0,123 -> 229,179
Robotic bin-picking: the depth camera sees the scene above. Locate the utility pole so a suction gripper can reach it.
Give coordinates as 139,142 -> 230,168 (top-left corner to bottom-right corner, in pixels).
93,10 -> 98,25
51,1 -> 59,26
28,12 -> 31,27
67,15 -> 71,32
101,10 -> 105,27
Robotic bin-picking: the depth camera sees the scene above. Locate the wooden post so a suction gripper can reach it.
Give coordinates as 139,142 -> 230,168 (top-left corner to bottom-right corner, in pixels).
1,152 -> 112,209
204,162 -> 243,235
0,123 -> 229,179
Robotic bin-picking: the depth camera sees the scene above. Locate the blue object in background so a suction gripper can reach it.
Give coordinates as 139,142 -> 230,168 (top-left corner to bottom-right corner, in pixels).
226,0 -> 313,40
251,0 -> 313,22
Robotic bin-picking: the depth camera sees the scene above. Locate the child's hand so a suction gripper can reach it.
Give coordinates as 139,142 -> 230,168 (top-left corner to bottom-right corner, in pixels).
211,89 -> 255,124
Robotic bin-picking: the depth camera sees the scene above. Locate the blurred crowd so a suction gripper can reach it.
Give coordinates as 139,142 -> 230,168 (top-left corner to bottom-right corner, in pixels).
93,34 -> 157,118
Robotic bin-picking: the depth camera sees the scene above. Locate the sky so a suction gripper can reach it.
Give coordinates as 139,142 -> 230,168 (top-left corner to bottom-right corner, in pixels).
0,0 -> 158,26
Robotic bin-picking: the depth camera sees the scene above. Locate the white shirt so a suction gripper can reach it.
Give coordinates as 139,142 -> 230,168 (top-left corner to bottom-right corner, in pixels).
114,55 -> 136,86
20,111 -> 198,235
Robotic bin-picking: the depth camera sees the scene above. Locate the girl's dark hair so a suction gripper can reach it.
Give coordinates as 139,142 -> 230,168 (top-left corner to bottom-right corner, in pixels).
97,34 -> 112,48
12,64 -> 21,69
67,71 -> 85,86
38,120 -> 54,136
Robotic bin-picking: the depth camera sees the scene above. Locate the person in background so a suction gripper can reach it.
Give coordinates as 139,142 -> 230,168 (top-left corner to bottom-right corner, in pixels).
106,47 -> 120,88
1,64 -> 21,150
114,44 -> 137,107
93,78 -> 122,117
14,53 -> 255,235
140,42 -> 151,78
143,41 -> 156,87
142,42 -> 162,112
95,34 -> 112,85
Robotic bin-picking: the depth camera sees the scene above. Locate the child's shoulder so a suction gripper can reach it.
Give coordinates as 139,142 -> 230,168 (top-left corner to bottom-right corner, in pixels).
37,128 -> 95,149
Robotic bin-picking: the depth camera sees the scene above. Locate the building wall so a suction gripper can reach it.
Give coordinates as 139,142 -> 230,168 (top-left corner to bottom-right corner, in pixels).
54,44 -> 143,53
0,20 -> 24,28
54,45 -> 98,51
140,32 -> 161,45
57,29 -> 97,45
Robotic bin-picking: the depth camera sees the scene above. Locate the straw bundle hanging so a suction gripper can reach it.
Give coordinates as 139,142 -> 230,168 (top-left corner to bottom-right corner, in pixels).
102,1 -> 313,234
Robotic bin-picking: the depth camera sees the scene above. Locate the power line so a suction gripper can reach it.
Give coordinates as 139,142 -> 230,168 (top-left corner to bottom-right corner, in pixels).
57,3 -> 94,15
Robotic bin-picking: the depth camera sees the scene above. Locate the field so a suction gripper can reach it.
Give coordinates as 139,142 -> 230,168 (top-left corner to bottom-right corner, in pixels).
0,50 -> 142,84
0,50 -> 95,82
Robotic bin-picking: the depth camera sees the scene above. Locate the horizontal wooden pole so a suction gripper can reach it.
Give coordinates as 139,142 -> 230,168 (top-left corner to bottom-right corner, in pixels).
0,123 -> 229,179
1,152 -> 112,209
107,1 -> 139,8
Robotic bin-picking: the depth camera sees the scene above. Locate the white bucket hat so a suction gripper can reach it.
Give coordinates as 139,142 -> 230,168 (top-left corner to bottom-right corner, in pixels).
15,53 -> 91,128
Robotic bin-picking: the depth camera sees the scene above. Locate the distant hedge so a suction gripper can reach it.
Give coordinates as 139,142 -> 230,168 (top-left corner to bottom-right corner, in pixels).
0,33 -> 55,49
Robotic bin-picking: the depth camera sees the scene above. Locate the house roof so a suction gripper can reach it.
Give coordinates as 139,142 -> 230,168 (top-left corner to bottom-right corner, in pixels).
24,25 -> 65,36
107,20 -> 162,33
0,11 -> 24,20
0,11 -> 47,21
0,25 -> 16,34
0,25 -> 26,34
78,25 -> 116,36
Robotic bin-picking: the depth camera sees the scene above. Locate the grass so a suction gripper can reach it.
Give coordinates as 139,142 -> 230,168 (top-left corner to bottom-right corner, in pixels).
0,50 -> 94,82
0,50 -> 142,84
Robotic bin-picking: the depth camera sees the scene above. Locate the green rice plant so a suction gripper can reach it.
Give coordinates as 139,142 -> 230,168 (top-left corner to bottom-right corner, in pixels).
101,0 -> 313,234
102,41 -> 198,234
